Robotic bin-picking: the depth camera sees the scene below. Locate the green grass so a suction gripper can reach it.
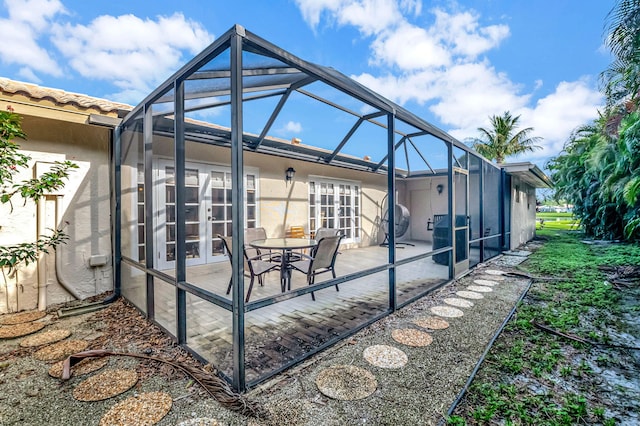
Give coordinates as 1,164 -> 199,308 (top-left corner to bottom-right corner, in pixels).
447,229 -> 637,425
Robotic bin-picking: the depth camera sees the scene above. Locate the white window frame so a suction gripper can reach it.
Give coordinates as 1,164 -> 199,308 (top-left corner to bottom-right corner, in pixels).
308,176 -> 361,244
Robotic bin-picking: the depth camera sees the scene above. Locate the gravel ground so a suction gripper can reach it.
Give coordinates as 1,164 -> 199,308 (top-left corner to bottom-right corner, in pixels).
0,259 -> 530,426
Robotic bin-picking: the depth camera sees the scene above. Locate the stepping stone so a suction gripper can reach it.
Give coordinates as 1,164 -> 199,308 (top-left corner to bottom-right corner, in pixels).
473,279 -> 498,287
176,419 -> 222,426
392,328 -> 433,347
413,316 -> 449,330
99,391 -> 172,426
73,369 -> 138,401
484,269 -> 504,275
0,310 -> 46,325
316,365 -> 377,400
0,322 -> 46,339
48,357 -> 109,379
444,298 -> 474,308
479,275 -> 505,281
363,344 -> 408,369
430,305 -> 464,318
467,285 -> 493,293
456,290 -> 483,300
33,339 -> 88,361
20,329 -> 71,347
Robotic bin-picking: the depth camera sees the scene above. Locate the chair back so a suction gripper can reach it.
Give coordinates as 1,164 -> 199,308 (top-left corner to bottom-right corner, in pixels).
245,227 -> 267,258
310,235 -> 342,272
287,226 -> 306,238
217,234 -> 250,274
314,227 -> 339,241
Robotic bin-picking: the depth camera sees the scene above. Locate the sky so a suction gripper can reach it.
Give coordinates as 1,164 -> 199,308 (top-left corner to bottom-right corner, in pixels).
0,0 -> 615,168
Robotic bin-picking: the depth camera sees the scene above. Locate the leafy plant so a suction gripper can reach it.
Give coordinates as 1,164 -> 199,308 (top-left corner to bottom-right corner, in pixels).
0,106 -> 78,272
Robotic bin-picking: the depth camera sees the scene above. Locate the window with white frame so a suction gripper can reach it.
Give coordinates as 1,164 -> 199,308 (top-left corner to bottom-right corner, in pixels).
309,178 -> 360,241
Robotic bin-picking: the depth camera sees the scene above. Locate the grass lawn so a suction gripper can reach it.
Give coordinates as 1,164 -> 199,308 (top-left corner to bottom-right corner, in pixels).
448,229 -> 640,425
536,212 -> 580,231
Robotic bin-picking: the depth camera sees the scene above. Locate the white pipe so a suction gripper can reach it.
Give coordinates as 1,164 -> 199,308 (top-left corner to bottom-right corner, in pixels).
54,195 -> 82,300
37,198 -> 47,311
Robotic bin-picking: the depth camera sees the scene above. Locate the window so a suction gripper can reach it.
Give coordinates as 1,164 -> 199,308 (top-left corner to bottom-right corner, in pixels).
309,178 -> 360,241
137,163 -> 145,262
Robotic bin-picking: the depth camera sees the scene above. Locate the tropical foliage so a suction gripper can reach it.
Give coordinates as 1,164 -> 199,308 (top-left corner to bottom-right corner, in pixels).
470,111 -> 542,163
0,106 -> 78,271
549,0 -> 640,242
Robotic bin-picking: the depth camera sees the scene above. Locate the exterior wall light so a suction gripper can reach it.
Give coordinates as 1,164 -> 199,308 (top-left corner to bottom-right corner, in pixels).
436,184 -> 444,195
285,167 -> 296,183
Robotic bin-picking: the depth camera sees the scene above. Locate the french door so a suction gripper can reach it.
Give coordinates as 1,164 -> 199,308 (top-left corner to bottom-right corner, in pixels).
309,179 -> 360,242
155,160 -> 257,270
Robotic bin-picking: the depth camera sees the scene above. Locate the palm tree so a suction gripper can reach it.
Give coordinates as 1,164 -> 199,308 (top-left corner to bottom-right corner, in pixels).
470,111 -> 542,163
602,0 -> 640,107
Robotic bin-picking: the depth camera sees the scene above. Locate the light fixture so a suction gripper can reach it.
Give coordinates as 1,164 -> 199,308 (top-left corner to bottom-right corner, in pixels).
285,167 -> 296,183
436,184 -> 444,195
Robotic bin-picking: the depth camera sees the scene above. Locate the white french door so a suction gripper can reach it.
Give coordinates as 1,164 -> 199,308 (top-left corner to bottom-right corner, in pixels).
309,178 -> 360,243
155,160 -> 257,270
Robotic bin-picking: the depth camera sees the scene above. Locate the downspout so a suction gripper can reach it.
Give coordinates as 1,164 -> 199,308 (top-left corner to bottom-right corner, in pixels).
54,195 -> 82,300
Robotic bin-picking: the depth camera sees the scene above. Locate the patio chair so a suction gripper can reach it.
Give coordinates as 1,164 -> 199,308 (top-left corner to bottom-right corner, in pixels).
290,234 -> 343,301
245,227 -> 279,261
314,227 -> 340,241
217,234 -> 279,303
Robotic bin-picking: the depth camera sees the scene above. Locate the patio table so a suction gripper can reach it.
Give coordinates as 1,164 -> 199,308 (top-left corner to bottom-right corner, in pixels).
250,238 -> 317,292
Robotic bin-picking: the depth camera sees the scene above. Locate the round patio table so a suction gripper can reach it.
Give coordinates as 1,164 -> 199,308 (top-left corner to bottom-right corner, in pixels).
250,238 -> 317,292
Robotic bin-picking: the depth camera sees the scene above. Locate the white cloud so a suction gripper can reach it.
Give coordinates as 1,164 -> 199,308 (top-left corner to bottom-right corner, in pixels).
0,0 -> 65,78
524,79 -> 603,159
18,67 -> 42,83
370,23 -> 451,70
50,13 -> 214,103
295,0 -> 412,35
284,121 -> 303,133
295,1 -> 601,160
432,9 -> 509,58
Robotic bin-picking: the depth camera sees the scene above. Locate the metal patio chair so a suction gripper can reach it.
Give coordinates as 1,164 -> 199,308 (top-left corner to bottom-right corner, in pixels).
290,234 -> 343,301
218,234 -> 279,303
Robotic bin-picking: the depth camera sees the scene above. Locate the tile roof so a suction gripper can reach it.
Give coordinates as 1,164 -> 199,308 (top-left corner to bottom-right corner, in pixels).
0,77 -> 132,114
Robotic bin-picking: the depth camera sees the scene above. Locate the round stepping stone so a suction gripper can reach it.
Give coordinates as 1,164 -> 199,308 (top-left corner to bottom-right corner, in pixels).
0,321 -> 46,339
444,298 -> 474,308
0,310 -> 46,325
33,339 -> 88,361
73,369 -> 138,401
316,365 -> 377,400
484,269 -> 504,275
176,419 -> 222,426
474,279 -> 498,287
467,285 -> 493,293
391,328 -> 434,347
48,357 -> 109,379
99,391 -> 172,426
479,275 -> 505,281
413,316 -> 449,330
177,417 -> 221,426
363,344 -> 408,369
20,329 -> 71,347
456,290 -> 484,300
430,305 -> 464,318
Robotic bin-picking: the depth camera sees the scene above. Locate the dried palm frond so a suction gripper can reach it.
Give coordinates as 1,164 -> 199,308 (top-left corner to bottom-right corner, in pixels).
61,349 -> 266,419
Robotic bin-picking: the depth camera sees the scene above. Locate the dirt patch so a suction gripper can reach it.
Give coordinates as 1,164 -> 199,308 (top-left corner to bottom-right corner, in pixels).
0,257 -> 557,426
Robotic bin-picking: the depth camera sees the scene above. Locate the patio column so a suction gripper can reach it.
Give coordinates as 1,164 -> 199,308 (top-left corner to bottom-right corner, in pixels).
143,104 -> 155,318
230,27 -> 246,392
387,112 -> 396,311
174,79 -> 187,344
447,142 -> 454,279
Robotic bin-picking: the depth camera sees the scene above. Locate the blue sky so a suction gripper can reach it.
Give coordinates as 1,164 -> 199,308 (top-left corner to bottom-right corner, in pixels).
0,0 -> 614,166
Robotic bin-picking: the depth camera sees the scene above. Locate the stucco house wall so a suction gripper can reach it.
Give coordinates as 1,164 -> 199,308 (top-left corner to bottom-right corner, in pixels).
0,80 -> 126,313
509,175 -> 537,250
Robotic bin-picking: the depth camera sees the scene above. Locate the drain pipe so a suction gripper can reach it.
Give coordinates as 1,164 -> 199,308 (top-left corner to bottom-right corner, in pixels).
54,195 -> 82,300
440,277 -> 535,424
